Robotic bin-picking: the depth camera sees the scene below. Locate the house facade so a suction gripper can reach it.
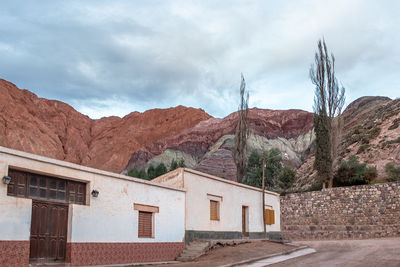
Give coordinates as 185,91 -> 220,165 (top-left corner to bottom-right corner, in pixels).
0,146 -> 185,266
153,168 -> 281,243
0,146 -> 281,267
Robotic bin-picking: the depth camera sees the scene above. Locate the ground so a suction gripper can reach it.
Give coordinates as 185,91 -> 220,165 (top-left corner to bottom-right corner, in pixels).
141,240 -> 294,267
271,238 -> 400,267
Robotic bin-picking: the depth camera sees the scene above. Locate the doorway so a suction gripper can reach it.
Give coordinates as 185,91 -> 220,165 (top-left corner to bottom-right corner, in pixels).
30,200 -> 68,263
242,206 -> 249,237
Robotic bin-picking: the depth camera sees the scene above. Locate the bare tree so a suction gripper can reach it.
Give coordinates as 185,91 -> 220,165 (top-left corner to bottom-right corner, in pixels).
233,74 -> 250,183
310,39 -> 345,188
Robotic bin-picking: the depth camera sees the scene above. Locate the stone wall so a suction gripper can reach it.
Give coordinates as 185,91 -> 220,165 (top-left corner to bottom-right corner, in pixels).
281,182 -> 400,240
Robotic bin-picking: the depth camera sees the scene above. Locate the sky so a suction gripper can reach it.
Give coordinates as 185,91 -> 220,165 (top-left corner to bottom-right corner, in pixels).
0,1 -> 399,119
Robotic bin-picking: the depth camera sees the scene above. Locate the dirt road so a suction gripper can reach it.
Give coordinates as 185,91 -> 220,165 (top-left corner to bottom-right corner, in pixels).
271,238 -> 400,267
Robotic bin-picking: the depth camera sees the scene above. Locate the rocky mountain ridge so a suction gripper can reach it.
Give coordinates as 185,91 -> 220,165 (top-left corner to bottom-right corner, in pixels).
0,79 -> 211,173
295,96 -> 400,190
124,108 -> 315,181
1,78 -> 397,189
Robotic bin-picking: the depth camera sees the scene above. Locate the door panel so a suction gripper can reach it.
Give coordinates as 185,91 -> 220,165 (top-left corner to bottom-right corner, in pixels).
242,206 -> 248,237
30,200 -> 68,263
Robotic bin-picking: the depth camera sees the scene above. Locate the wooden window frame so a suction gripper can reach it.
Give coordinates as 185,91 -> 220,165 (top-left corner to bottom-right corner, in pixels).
134,203 -> 159,238
210,200 -> 220,221
6,169 -> 87,205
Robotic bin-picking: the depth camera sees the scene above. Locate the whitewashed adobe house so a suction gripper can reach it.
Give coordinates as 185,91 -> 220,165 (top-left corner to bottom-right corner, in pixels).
153,168 -> 281,243
0,146 -> 185,266
0,146 -> 281,267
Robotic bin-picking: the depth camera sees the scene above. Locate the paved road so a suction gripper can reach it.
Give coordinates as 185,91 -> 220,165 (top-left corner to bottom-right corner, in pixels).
270,238 -> 400,267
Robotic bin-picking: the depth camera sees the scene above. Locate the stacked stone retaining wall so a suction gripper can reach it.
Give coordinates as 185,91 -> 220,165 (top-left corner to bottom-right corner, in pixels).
281,182 -> 400,240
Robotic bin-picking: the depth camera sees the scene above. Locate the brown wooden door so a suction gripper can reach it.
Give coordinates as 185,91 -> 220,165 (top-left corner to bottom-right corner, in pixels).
30,200 -> 68,263
242,206 -> 248,237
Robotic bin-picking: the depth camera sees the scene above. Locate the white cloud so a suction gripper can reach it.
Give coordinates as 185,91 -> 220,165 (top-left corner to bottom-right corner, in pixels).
0,0 -> 399,119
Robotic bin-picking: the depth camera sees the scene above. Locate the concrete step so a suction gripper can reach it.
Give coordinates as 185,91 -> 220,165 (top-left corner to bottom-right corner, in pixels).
176,240 -> 211,261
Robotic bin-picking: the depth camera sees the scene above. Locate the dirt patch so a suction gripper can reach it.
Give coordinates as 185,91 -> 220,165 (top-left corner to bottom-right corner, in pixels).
141,240 -> 293,267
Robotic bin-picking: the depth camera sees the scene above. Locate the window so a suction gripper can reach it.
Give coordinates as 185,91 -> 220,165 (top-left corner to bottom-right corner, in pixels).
138,211 -> 153,238
265,209 -> 275,225
7,169 -> 86,205
134,203 -> 159,238
210,200 -> 220,221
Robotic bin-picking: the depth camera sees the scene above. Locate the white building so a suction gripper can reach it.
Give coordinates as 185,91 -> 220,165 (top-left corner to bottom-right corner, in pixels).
153,168 -> 281,243
0,146 -> 281,266
0,146 -> 185,266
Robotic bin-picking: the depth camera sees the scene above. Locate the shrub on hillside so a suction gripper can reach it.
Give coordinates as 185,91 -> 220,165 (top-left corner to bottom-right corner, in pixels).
334,156 -> 377,186
385,162 -> 400,182
279,166 -> 297,189
308,181 -> 323,191
155,163 -> 168,177
127,168 -> 149,180
243,149 -> 282,189
170,159 -> 186,171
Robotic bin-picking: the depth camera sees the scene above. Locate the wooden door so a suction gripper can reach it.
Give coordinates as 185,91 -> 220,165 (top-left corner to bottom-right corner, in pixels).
242,206 -> 248,237
30,200 -> 68,263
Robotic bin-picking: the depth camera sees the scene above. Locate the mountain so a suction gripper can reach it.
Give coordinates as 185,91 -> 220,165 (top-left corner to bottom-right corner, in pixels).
295,96 -> 400,190
0,79 -> 211,173
2,78 -> 397,189
124,108 -> 315,181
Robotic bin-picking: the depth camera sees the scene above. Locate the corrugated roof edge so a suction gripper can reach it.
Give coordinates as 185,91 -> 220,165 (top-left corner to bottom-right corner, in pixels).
0,146 -> 185,193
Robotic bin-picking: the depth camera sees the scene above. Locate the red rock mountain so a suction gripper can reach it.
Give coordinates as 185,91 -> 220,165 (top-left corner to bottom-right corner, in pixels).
125,108 -> 314,181
0,79 -> 211,173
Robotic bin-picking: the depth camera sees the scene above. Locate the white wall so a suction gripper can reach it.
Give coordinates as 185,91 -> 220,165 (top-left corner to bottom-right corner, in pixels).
184,170 -> 280,233
70,178 -> 185,243
0,147 -> 185,243
0,161 -> 32,241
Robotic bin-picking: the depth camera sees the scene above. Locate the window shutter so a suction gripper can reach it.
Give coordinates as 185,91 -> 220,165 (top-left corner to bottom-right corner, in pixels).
265,209 -> 275,225
210,200 -> 219,220
7,169 -> 86,205
271,209 -> 275,225
138,211 -> 153,238
7,169 -> 28,197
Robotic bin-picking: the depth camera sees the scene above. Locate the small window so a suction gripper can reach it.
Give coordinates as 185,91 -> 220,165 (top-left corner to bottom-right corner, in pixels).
210,200 -> 220,221
138,211 -> 153,238
265,209 -> 275,225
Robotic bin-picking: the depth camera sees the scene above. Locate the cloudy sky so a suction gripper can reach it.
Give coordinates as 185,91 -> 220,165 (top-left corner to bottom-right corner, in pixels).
0,1 -> 399,119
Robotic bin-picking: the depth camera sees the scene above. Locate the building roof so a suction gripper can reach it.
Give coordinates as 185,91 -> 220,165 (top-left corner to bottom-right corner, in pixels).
0,146 -> 185,193
153,167 -> 280,196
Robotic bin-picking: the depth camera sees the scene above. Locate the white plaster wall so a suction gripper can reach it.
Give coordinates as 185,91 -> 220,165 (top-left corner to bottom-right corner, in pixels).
0,160 -> 32,241
0,147 -> 185,243
184,171 -> 280,233
70,179 -> 185,243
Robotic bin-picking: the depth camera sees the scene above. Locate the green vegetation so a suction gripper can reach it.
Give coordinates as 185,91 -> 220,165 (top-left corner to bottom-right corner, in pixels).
242,149 -> 296,191
169,159 -> 185,171
310,39 -> 346,188
385,162 -> 400,182
147,164 -> 156,179
308,181 -> 323,192
233,74 -> 250,183
127,168 -> 148,180
334,156 -> 377,186
128,160 -> 179,180
154,163 -> 167,178
279,166 -> 297,190
356,144 -> 369,154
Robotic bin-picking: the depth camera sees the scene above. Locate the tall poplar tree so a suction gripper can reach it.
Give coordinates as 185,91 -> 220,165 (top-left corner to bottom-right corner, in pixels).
233,74 -> 250,183
310,39 -> 345,188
